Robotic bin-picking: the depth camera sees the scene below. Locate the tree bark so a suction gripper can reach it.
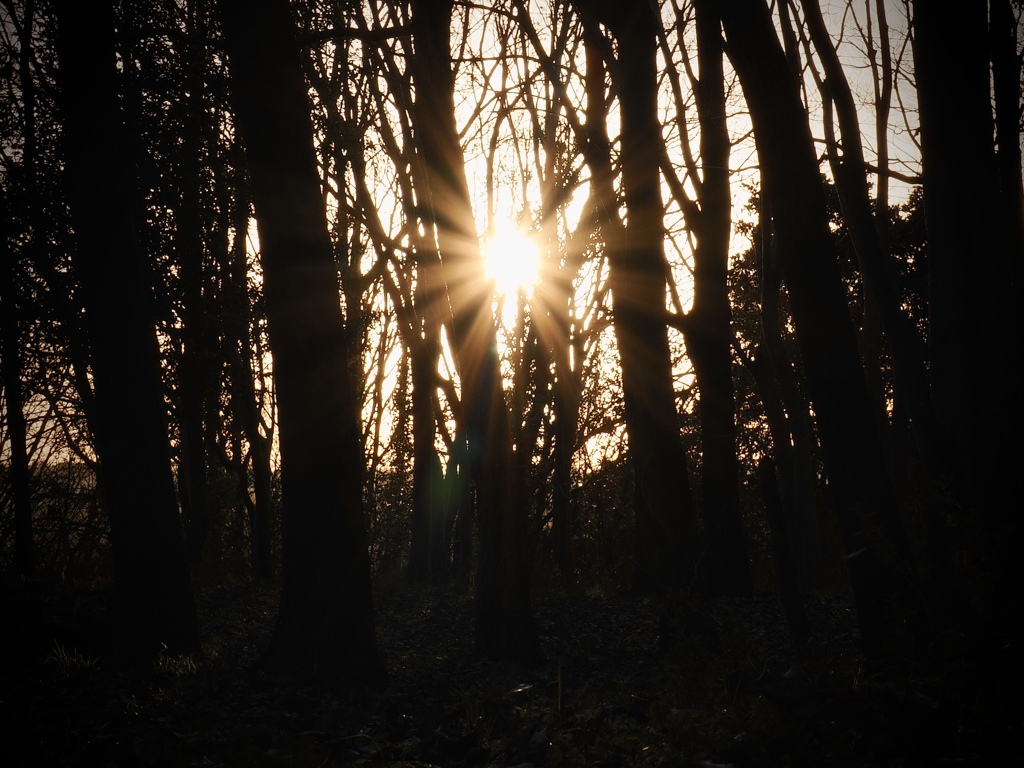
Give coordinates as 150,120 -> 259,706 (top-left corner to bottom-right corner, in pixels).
406,234 -> 449,585
219,0 -> 385,684
803,0 -> 944,477
757,456 -> 811,646
3,0 -> 38,581
914,0 -> 1016,499
990,0 -> 1024,286
53,0 -> 199,656
802,0 -> 958,604
759,219 -> 822,591
681,0 -> 752,596
174,3 -> 216,566
577,4 -> 702,595
719,0 -> 919,667
409,0 -> 539,661
222,177 -> 274,582
913,0 -> 1023,645
547,254 -> 578,586
0,205 -> 34,579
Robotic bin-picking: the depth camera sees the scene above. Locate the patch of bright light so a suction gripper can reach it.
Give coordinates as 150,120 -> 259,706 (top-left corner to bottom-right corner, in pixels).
482,222 -> 540,298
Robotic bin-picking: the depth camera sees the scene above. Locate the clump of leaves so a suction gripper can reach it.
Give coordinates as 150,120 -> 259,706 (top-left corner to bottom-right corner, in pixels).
46,641 -> 98,676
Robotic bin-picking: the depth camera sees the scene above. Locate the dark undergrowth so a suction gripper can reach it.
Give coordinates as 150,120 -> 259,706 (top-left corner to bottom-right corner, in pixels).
1,580 -> 1016,767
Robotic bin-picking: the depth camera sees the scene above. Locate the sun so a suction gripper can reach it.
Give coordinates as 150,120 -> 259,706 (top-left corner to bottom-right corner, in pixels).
482,222 -> 541,298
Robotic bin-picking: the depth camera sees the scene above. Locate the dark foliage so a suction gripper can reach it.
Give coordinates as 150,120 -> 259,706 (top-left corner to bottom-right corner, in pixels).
3,582 -> 1014,767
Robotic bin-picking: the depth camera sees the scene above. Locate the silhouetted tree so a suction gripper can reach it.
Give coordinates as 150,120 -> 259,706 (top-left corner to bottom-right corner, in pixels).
1,191 -> 33,578
667,0 -> 753,596
799,0 -> 957,606
409,0 -> 539,661
219,0 -> 385,683
913,0 -> 1023,652
730,192 -> 823,591
718,0 -> 920,668
574,2 -> 702,596
53,0 -> 199,656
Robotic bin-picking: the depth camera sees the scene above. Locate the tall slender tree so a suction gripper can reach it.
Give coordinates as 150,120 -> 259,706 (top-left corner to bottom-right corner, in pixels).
0,190 -> 33,579
717,0 -> 920,667
409,0 -> 539,661
53,0 -> 199,656
574,2 -> 702,595
1,0 -> 39,581
669,0 -> 752,596
799,0 -> 957,604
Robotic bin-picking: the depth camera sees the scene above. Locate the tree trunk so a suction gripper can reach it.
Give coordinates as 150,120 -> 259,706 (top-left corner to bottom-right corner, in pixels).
0,214 -> 33,580
406,364 -> 446,585
759,222 -> 823,591
548,264 -> 578,585
409,0 -> 538,661
174,11 -> 213,565
990,0 -> 1024,285
719,0 -> 919,667
802,0 -> 958,604
532,103 -> 576,585
914,0 -> 1016,501
757,457 -> 811,646
577,5 -> 702,595
803,0 -> 943,475
407,238 -> 449,585
449,429 -> 475,586
222,179 -> 274,582
682,0 -> 752,596
219,0 -> 385,684
53,0 -> 199,657
3,1 -> 38,581
914,0 -> 1023,646
176,162 -> 212,566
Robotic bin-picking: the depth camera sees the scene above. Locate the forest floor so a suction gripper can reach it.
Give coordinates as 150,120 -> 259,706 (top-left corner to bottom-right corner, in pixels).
1,579 -> 1014,767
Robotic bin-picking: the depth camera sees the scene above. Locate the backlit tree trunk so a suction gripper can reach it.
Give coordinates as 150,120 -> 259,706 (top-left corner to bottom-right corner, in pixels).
801,0 -> 956,603
576,4 -> 702,596
0,205 -> 33,579
219,0 -> 385,684
681,0 -> 752,596
913,0 -> 1022,647
406,245 -> 448,584
53,0 -> 199,656
3,1 -> 38,581
221,176 -> 274,582
410,0 -> 539,661
719,0 -> 919,666
759,219 -> 823,591
990,0 -> 1024,284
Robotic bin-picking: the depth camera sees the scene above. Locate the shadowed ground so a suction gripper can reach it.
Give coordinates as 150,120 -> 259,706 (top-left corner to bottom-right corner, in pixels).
2,583 -> 1006,766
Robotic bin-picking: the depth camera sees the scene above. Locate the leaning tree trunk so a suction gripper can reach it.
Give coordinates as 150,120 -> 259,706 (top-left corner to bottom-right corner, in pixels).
219,0 -> 385,684
53,0 -> 199,657
802,0 -> 958,604
410,0 -> 539,662
718,0 -> 919,668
